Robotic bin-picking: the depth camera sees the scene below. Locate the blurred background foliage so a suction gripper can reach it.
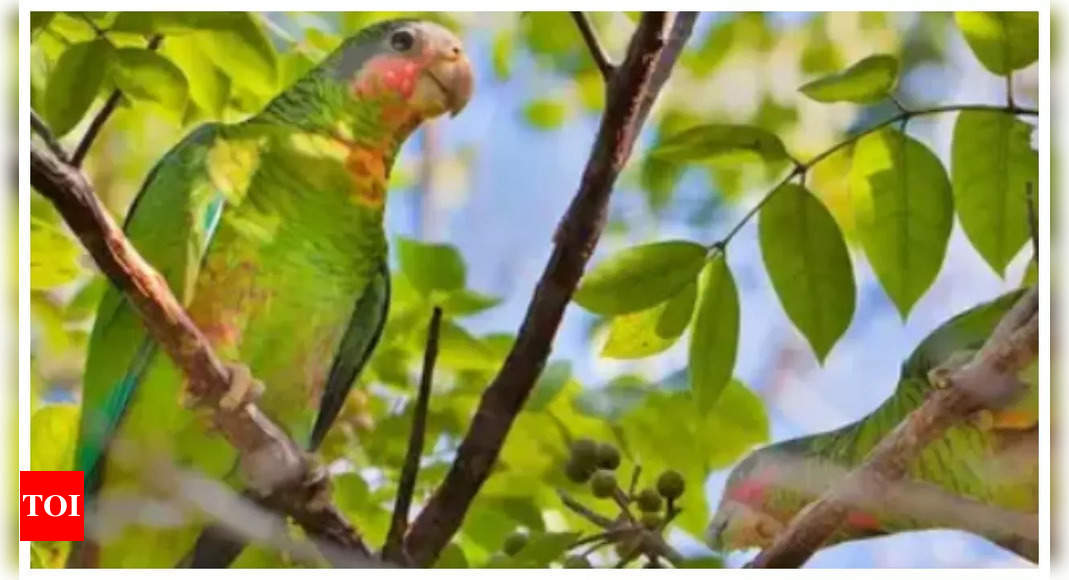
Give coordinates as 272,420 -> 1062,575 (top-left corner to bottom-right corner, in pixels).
28,12 -> 1038,568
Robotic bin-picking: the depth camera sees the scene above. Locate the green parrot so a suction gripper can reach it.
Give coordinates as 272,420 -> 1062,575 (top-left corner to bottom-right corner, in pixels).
68,19 -> 472,568
708,290 -> 1038,563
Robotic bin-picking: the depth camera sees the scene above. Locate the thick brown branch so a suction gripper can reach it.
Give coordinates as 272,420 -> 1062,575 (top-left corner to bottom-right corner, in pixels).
571,12 -> 615,81
403,12 -> 690,566
30,145 -> 371,562
382,307 -> 442,565
749,289 -> 1039,568
70,35 -> 162,167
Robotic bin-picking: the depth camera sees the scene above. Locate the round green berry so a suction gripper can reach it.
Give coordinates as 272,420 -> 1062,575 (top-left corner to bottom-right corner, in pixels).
563,554 -> 591,568
595,442 -> 621,470
656,469 -> 685,500
590,469 -> 617,498
565,458 -> 595,483
570,438 -> 598,468
503,530 -> 527,556
636,487 -> 662,512
640,512 -> 661,530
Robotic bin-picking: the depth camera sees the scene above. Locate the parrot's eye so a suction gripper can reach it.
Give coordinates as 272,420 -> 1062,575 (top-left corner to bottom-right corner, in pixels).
390,30 -> 415,52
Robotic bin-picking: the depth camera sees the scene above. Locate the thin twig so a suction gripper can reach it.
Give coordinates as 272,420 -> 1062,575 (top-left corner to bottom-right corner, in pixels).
70,34 -> 163,167
612,486 -> 635,523
627,465 -> 642,497
403,13 -> 690,566
556,488 -> 615,529
31,109 -> 68,162
571,12 -> 615,81
382,307 -> 443,565
718,103 -> 1040,246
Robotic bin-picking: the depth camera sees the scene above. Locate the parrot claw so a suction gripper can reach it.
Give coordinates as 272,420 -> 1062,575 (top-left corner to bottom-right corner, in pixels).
968,409 -> 995,431
221,363 -> 265,411
927,350 -> 976,389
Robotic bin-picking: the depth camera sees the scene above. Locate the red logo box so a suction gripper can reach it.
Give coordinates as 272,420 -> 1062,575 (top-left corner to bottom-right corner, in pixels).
19,471 -> 84,541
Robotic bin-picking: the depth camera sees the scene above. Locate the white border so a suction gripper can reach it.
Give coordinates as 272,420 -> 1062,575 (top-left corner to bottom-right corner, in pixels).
18,4 -> 1054,578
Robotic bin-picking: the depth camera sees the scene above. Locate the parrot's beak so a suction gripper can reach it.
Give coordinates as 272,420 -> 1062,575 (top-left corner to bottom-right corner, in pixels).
415,41 -> 473,118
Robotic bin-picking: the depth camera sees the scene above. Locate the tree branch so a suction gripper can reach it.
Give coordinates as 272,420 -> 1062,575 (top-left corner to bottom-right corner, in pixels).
31,109 -> 68,162
748,288 -> 1039,568
402,12 -> 691,566
70,34 -> 162,167
382,307 -> 442,565
571,12 -> 615,81
30,144 -> 371,563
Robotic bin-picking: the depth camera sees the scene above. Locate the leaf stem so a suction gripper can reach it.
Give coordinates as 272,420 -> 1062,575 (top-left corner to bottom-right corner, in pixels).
717,103 -> 1039,246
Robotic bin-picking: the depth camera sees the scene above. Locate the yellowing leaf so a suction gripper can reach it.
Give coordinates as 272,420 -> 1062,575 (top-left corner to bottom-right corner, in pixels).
799,54 -> 899,104
523,98 -> 567,130
850,128 -> 953,318
574,240 -> 707,315
44,38 -> 113,136
759,184 -> 855,361
951,110 -> 1037,276
31,404 -> 79,471
955,12 -> 1038,75
163,36 -> 230,118
601,282 -> 696,359
689,254 -> 739,412
649,124 -> 787,165
30,217 -> 81,290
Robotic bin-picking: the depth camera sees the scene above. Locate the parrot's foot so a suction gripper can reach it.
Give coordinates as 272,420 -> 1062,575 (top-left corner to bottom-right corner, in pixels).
221,363 -> 265,411
968,409 -> 995,431
927,350 -> 976,389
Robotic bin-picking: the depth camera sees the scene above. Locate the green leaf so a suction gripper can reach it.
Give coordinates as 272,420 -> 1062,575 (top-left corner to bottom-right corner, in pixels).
110,48 -> 189,113
31,405 -> 79,471
440,288 -> 501,317
436,321 -> 497,371
30,12 -> 54,36
951,111 -> 1037,276
30,217 -> 81,290
688,254 -> 739,412
163,36 -> 230,118
523,98 -> 567,130
759,184 -> 855,361
491,30 -> 513,81
491,532 -> 580,568
111,13 -> 277,94
798,53 -> 899,104
849,128 -> 953,317
648,124 -> 787,165
527,361 -> 572,412
574,240 -> 707,315
955,12 -> 1039,75
434,543 -> 468,568
197,14 -> 277,96
601,281 -> 696,359
43,38 -> 114,136
397,237 -> 466,295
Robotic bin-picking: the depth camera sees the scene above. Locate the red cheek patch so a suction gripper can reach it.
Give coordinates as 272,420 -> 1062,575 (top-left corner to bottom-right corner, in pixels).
352,54 -> 422,100
846,510 -> 881,531
729,480 -> 765,505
